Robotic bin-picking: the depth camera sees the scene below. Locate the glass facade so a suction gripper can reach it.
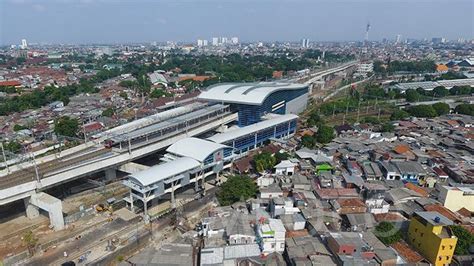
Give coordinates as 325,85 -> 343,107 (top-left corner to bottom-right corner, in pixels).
222,118 -> 297,153
233,88 -> 307,126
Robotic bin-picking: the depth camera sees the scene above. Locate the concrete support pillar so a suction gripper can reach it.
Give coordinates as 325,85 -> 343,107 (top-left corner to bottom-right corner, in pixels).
143,199 -> 149,224
130,191 -> 134,212
105,168 -> 117,181
24,197 -> 39,219
171,182 -> 176,209
28,192 -> 65,231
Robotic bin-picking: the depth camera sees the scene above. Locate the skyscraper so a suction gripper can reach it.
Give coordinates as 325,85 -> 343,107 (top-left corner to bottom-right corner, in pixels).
231,37 -> 239,45
212,37 -> 219,46
20,39 -> 28,49
301,38 -> 310,48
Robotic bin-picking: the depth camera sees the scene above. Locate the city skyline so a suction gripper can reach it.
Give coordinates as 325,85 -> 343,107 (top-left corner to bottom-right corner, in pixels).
1,0 -> 473,45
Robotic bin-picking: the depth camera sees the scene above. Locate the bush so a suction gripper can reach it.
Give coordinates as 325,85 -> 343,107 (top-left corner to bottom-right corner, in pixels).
374,222 -> 402,245
449,225 -> 474,255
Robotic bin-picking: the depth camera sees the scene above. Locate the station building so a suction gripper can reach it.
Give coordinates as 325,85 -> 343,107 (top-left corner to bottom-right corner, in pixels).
198,82 -> 309,126
123,137 -> 235,221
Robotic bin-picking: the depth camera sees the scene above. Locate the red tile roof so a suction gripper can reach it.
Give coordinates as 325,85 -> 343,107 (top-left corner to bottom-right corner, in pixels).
0,80 -> 21,87
405,183 -> 429,197
391,241 -> 424,263
424,204 -> 462,224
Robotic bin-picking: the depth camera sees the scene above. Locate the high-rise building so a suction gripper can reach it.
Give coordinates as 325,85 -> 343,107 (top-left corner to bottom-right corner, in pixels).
231,37 -> 239,45
432,37 -> 446,44
221,37 -> 228,44
20,39 -> 28,49
203,40 -> 208,46
212,37 -> 219,46
197,39 -> 204,47
396,34 -> 402,44
301,38 -> 310,48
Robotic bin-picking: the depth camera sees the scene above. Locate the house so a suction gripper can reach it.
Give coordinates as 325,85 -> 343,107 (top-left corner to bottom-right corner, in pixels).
326,232 -> 378,265
280,213 -> 306,231
259,183 -> 283,199
408,212 -> 458,266
361,161 -> 383,180
226,212 -> 257,245
333,198 -> 367,215
438,185 -> 474,212
286,236 -> 336,265
269,197 -> 299,218
274,160 -> 296,175
378,161 -> 426,183
363,183 -> 390,214
344,213 -> 376,232
200,244 -> 261,266
256,218 -> 286,255
292,173 -> 312,190
48,100 -> 64,110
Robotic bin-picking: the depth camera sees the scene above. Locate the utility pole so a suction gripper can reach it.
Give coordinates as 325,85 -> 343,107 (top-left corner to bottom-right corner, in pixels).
356,99 -> 361,123
31,152 -> 40,183
0,142 -> 10,173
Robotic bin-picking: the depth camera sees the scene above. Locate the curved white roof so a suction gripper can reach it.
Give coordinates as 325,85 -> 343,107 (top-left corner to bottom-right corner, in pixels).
166,137 -> 229,162
129,157 -> 200,187
198,82 -> 308,105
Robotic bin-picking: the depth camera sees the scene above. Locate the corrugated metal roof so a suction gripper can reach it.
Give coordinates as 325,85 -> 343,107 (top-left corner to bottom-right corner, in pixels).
199,82 -> 308,105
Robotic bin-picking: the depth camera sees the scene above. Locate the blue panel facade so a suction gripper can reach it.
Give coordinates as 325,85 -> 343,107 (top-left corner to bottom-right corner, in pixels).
233,88 -> 307,126
223,118 -> 297,153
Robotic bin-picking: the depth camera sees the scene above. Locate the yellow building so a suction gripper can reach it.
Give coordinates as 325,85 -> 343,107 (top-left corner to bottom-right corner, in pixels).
439,185 -> 474,212
408,212 -> 458,266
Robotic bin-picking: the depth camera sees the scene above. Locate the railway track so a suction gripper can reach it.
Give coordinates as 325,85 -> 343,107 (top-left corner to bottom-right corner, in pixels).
0,148 -> 109,190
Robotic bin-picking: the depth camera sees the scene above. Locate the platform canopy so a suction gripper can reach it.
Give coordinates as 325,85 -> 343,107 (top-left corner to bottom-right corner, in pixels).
166,137 -> 229,162
129,157 -> 200,187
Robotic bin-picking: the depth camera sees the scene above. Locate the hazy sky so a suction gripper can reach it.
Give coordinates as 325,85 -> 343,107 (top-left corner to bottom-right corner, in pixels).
1,0 -> 473,45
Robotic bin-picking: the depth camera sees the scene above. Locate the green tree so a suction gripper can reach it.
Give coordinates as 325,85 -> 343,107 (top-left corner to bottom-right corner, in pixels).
307,111 -> 325,127
405,89 -> 421,102
301,135 -> 316,148
390,109 -> 410,120
432,102 -> 450,116
407,105 -> 438,118
54,116 -> 79,137
381,123 -> 395,132
4,141 -> 22,154
253,152 -> 277,173
432,86 -> 449,97
102,107 -> 114,117
373,222 -> 402,245
448,225 -> 474,255
450,85 -> 472,96
22,230 -> 38,256
217,175 -> 258,206
315,125 -> 335,144
454,104 -> 474,116
150,89 -> 172,98
119,92 -> 128,99
13,124 -> 27,131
